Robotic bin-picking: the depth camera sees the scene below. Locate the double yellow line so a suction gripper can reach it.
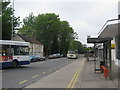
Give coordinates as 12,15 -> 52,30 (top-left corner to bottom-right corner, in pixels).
67,59 -> 85,89
19,80 -> 28,84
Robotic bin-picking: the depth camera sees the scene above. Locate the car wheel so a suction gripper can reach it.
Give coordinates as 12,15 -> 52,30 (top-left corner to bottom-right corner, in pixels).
12,61 -> 18,68
36,59 -> 38,62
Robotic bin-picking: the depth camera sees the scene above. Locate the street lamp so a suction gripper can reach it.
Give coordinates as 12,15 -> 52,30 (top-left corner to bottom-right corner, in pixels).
11,0 -> 14,39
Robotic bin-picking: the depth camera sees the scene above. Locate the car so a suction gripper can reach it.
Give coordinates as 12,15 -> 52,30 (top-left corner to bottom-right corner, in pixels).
37,54 -> 46,61
48,53 -> 61,59
56,53 -> 61,58
67,50 -> 77,59
30,55 -> 39,62
60,54 -> 63,57
53,54 -> 58,58
48,54 -> 54,59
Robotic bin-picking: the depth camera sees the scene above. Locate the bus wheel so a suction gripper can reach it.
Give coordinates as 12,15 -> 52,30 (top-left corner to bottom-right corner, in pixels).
12,61 -> 18,68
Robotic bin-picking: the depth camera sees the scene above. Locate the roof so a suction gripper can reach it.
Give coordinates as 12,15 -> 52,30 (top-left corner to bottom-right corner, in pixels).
17,34 -> 43,45
0,40 -> 29,46
87,37 -> 113,43
98,19 -> 120,38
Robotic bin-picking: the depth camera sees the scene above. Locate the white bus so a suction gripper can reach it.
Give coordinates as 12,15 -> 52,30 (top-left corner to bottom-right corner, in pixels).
0,40 -> 30,68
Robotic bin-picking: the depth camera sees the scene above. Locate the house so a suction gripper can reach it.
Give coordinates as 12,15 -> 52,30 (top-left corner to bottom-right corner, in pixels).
12,34 -> 44,55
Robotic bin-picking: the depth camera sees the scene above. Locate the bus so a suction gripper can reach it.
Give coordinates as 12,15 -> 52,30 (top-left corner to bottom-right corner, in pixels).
0,40 -> 30,68
67,50 -> 78,59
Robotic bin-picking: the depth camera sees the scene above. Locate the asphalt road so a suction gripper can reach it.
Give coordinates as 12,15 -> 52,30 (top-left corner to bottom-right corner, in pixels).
2,57 -> 76,88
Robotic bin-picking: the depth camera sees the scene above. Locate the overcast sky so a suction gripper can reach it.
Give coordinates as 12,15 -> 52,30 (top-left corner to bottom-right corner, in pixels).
11,0 -> 119,45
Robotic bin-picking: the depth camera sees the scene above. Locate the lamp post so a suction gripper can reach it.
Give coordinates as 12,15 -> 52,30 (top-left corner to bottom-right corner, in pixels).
11,0 -> 14,39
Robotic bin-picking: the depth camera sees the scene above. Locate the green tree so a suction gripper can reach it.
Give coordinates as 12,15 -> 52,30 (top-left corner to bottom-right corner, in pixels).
19,13 -> 77,56
2,1 -> 20,40
18,12 -> 35,37
59,21 -> 74,55
34,13 -> 61,56
69,40 -> 85,54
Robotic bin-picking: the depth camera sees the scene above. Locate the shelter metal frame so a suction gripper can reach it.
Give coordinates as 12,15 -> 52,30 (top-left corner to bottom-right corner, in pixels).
87,37 -> 113,79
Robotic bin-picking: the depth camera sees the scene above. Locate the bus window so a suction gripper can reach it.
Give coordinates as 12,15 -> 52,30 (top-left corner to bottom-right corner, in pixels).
11,48 -> 14,55
2,45 -> 11,56
12,45 -> 20,55
19,46 -> 29,55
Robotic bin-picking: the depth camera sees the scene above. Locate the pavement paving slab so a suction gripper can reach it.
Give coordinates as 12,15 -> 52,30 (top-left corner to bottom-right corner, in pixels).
80,60 -> 118,88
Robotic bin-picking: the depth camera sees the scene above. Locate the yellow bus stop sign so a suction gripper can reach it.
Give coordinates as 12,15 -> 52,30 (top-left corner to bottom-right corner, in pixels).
111,44 -> 115,49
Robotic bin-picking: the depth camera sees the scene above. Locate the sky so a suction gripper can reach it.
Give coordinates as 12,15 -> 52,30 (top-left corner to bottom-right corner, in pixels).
10,0 -> 119,45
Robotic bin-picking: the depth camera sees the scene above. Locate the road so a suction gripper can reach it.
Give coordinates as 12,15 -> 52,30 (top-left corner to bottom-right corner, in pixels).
2,57 -> 76,88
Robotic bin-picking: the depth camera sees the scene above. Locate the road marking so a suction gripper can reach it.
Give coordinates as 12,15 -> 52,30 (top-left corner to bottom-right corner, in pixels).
67,59 -> 85,89
0,70 -> 5,73
42,72 -> 46,74
32,75 -> 39,78
19,80 -> 28,84
71,65 -> 82,88
67,67 -> 80,89
2,88 -> 7,90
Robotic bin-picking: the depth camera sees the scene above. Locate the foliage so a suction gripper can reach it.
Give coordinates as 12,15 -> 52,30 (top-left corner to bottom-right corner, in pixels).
18,13 -> 35,37
2,1 -> 20,40
69,40 -> 85,54
35,13 -> 60,55
19,13 -> 83,56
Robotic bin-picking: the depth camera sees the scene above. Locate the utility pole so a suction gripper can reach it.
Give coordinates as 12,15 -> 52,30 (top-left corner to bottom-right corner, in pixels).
11,0 -> 14,39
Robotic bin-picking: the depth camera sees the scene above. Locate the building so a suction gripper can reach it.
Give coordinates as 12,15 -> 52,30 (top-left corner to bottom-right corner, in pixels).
98,18 -> 120,66
12,34 -> 44,55
87,15 -> 120,86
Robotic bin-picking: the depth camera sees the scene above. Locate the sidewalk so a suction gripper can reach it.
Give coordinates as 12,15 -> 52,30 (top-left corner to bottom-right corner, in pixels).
80,59 -> 118,88
24,57 -> 118,89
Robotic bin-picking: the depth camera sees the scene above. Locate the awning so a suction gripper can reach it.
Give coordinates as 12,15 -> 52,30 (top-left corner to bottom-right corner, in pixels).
98,19 -> 120,38
87,37 -> 113,43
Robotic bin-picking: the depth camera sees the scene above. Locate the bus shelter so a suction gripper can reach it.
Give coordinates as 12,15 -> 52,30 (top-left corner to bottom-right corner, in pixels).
87,37 -> 113,79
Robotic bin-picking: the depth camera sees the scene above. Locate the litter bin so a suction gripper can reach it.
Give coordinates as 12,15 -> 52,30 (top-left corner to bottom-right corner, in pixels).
100,61 -> 105,73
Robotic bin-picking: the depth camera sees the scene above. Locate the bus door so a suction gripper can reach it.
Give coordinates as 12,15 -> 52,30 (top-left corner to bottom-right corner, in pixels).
2,45 -> 13,62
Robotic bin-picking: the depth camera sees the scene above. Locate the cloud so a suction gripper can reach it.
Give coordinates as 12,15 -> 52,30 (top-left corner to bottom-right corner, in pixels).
12,0 -> 119,3
70,20 -> 98,44
13,0 -> 118,45
88,1 -> 118,18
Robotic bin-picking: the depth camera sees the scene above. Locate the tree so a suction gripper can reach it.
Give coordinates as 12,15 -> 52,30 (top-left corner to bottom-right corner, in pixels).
34,13 -> 61,56
2,1 -> 20,40
69,40 -> 85,54
19,13 -> 77,56
59,21 -> 74,55
18,12 -> 35,37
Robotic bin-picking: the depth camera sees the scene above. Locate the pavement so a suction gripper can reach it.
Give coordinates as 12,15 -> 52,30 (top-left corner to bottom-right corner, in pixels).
24,57 -> 118,89
80,59 -> 118,88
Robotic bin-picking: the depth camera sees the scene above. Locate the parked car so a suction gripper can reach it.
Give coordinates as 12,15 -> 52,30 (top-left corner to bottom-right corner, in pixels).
56,53 -> 61,58
30,54 -> 46,62
48,54 -> 54,59
37,54 -> 46,61
60,54 -> 63,57
53,54 -> 58,58
49,53 -> 61,59
30,55 -> 39,62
